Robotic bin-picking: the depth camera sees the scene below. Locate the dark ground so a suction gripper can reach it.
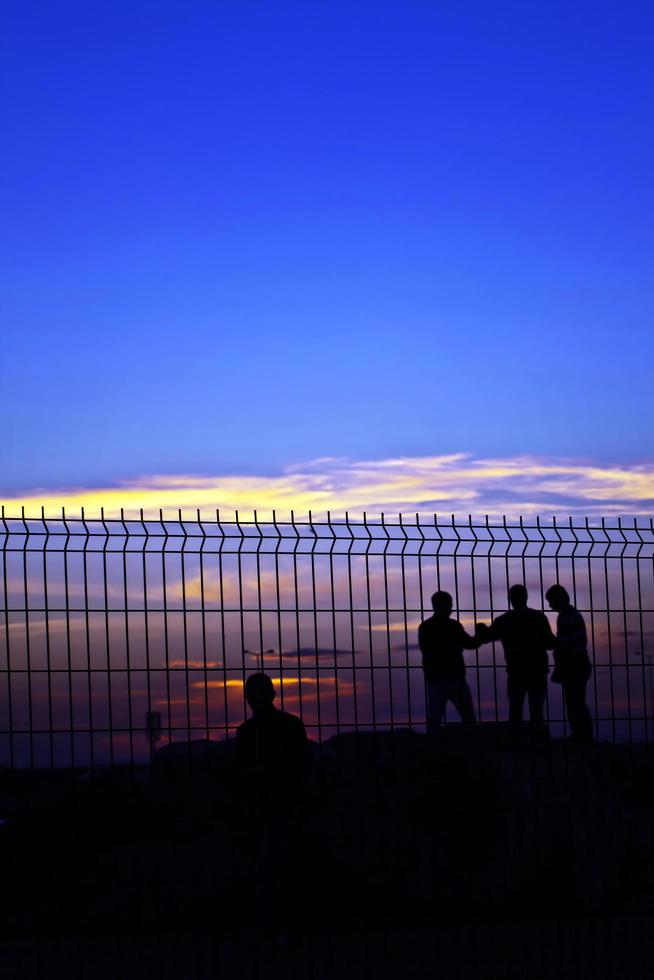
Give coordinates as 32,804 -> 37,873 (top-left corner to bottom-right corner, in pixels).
2,725 -> 654,979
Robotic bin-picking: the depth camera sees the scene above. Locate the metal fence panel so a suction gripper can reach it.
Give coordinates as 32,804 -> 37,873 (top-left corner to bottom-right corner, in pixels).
1,508 -> 654,768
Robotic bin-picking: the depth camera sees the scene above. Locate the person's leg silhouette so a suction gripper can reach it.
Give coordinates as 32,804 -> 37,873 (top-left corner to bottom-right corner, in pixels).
448,679 -> 476,724
426,683 -> 447,734
526,674 -> 547,725
507,675 -> 527,727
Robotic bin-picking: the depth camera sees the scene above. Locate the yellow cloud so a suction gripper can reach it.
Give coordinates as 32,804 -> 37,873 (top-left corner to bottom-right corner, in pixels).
2,453 -> 653,520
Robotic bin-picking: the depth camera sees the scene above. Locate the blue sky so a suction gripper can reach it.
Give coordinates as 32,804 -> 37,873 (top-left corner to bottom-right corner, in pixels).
2,1 -> 653,508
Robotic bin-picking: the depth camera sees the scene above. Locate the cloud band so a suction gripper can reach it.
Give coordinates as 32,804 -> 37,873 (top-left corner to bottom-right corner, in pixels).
2,453 -> 653,520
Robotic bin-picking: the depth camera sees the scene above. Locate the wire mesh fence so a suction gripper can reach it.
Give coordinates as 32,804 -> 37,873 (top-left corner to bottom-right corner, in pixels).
2,508 -> 654,769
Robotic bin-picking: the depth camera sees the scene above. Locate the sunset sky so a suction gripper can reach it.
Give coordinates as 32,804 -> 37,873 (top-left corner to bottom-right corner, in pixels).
3,1 -> 653,517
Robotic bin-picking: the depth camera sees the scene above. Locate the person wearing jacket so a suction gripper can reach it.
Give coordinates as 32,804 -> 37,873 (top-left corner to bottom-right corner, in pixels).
418,591 -> 482,732
545,584 -> 594,744
475,585 -> 556,730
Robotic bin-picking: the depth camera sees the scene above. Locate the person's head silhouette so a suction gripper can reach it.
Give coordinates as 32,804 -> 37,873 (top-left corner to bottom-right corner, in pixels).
431,591 -> 453,617
545,584 -> 570,612
244,673 -> 276,714
508,584 -> 528,609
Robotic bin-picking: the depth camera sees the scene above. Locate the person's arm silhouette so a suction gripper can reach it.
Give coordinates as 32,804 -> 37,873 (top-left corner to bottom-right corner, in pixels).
461,623 -> 484,649
542,615 -> 557,649
474,622 -> 494,645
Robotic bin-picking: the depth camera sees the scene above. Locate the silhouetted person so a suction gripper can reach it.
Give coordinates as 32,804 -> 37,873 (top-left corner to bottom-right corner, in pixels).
235,673 -> 311,942
546,585 -> 594,744
418,591 -> 480,732
236,673 -> 311,782
476,585 -> 556,730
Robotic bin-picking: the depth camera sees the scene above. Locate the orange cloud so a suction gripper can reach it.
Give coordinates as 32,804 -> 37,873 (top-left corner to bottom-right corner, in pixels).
193,675 -> 362,697
197,675 -> 336,690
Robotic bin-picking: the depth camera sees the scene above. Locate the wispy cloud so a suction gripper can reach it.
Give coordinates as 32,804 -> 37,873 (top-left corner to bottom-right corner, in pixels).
2,453 -> 653,520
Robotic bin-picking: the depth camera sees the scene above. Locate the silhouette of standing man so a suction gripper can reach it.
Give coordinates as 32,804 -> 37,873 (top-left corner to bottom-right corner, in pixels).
476,585 -> 555,730
418,591 -> 480,732
545,585 -> 594,744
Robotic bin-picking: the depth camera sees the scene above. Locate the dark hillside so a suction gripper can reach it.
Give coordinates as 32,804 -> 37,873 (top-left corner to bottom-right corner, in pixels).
2,727 -> 654,979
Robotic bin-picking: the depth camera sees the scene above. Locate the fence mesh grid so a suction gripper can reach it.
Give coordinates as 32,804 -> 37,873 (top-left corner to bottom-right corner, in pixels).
2,508 -> 654,768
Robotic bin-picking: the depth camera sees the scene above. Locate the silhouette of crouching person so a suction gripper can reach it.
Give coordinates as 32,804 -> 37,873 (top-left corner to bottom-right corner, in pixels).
418,591 -> 481,734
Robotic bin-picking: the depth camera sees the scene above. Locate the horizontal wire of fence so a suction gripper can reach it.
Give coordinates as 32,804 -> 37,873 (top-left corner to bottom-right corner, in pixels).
1,508 -> 654,768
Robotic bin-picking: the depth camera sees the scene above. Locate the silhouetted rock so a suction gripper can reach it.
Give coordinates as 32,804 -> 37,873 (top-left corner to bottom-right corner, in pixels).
320,727 -> 427,766
152,738 -> 233,779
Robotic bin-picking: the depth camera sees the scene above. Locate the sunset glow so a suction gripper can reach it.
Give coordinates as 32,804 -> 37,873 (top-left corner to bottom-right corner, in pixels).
3,453 -> 654,521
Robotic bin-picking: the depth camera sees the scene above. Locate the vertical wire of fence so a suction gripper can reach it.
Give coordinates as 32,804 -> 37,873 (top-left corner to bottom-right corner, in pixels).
1,508 -> 653,768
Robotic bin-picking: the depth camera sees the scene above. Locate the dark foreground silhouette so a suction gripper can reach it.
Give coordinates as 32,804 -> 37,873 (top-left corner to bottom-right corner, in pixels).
0,585 -> 629,980
2,723 -> 654,980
